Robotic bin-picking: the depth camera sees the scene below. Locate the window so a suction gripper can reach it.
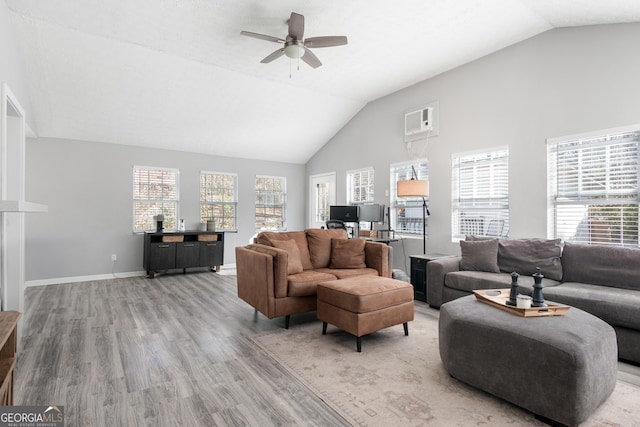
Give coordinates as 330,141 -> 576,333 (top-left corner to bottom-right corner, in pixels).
390,160 -> 429,236
452,147 -> 509,240
548,127 -> 639,247
255,175 -> 286,230
200,171 -> 237,231
133,166 -> 179,232
347,168 -> 374,204
315,182 -> 330,223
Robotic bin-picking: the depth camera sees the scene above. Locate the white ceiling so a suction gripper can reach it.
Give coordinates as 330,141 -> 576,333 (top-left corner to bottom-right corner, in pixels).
7,0 -> 640,164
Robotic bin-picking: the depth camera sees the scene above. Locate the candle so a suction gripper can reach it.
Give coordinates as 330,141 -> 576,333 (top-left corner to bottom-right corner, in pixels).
517,295 -> 532,309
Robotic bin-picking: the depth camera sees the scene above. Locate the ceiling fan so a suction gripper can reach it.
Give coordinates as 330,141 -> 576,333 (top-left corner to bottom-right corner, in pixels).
240,12 -> 347,69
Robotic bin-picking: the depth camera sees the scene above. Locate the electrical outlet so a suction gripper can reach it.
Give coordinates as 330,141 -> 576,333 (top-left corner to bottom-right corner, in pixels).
111,254 -> 117,262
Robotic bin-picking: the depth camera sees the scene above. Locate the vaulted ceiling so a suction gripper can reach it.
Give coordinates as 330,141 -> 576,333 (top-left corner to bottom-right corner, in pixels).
7,0 -> 640,163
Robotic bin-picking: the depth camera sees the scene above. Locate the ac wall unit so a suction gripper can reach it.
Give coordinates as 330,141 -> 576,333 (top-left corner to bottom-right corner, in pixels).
404,107 -> 433,135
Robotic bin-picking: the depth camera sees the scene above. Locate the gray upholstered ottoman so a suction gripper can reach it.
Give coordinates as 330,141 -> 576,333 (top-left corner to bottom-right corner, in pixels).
439,295 -> 617,427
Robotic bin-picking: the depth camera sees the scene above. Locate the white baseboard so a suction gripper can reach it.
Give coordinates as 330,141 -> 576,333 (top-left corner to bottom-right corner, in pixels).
24,264 -> 237,288
25,270 -> 147,288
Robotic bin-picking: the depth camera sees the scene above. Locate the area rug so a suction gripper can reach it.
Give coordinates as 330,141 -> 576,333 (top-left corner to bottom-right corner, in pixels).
251,310 -> 640,427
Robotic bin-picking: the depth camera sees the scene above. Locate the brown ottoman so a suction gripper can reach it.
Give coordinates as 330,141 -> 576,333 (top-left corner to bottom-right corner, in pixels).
317,276 -> 414,352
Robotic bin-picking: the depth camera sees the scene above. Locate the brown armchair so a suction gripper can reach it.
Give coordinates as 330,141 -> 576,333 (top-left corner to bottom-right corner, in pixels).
236,229 -> 392,328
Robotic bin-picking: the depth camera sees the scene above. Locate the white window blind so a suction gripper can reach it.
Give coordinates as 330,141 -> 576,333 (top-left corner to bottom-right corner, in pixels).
452,147 -> 509,240
548,129 -> 639,247
133,166 -> 179,232
200,171 -> 238,231
255,175 -> 287,231
390,160 -> 429,236
347,168 -> 374,204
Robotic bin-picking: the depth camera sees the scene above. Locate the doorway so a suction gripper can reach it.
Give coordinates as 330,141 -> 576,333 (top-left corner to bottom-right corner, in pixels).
1,83 -> 27,313
308,172 -> 336,229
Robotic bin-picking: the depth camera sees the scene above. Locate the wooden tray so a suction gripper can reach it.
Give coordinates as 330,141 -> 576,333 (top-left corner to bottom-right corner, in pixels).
473,288 -> 570,317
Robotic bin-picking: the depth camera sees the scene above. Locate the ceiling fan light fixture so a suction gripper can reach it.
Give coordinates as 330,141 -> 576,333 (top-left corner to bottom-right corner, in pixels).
241,12 -> 347,69
284,43 -> 304,59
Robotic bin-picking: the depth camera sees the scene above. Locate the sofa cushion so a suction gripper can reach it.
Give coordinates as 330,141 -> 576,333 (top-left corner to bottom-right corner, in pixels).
445,271 -> 561,295
271,239 -> 304,274
287,271 -> 337,297
498,238 -> 563,281
317,275 -> 413,313
330,238 -> 366,269
544,283 -> 640,330
305,228 -> 349,269
459,239 -> 500,273
257,231 -> 313,270
315,267 -> 379,279
561,242 -> 640,290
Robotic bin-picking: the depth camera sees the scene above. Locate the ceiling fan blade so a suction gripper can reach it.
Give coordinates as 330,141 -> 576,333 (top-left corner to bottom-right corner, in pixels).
241,31 -> 285,44
304,36 -> 348,48
288,12 -> 304,40
260,48 -> 286,64
301,47 -> 322,68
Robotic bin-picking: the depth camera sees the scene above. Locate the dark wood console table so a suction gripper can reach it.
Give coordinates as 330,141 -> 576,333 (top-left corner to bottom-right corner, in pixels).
143,231 -> 224,278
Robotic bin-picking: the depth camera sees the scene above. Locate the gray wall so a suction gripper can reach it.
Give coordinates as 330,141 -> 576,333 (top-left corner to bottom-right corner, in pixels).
0,2 -> 35,131
25,138 -> 306,281
306,23 -> 640,269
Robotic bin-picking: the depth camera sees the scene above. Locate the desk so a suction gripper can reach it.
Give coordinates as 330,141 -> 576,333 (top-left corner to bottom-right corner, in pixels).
362,238 -> 399,245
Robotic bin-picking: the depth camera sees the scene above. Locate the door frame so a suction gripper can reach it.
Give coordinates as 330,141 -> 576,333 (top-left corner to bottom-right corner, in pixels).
308,172 -> 336,228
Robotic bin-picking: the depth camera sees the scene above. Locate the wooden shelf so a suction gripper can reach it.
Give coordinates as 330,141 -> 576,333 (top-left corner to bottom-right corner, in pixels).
0,311 -> 20,405
0,200 -> 48,212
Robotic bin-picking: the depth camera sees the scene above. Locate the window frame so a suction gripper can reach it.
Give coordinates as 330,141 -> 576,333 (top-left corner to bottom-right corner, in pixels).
255,175 -> 287,231
200,171 -> 238,232
390,160 -> 429,237
547,125 -> 639,247
451,146 -> 509,241
132,165 -> 180,233
347,167 -> 375,205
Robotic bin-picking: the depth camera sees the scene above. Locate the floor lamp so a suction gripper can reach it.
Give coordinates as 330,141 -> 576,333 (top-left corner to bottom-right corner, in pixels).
397,166 -> 429,254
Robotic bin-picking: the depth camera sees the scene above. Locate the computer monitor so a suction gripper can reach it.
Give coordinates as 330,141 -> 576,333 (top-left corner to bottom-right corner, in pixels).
329,205 -> 358,222
358,204 -> 384,223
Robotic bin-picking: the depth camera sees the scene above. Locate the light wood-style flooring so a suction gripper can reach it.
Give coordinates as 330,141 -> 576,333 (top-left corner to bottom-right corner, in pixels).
15,270 -> 349,426
15,270 -> 640,426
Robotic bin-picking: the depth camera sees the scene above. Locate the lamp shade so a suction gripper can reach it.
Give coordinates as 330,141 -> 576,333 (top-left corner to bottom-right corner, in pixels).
397,179 -> 429,197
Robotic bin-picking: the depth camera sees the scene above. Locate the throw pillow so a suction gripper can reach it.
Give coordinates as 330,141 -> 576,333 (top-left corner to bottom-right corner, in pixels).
498,238 -> 562,281
306,228 -> 349,268
257,231 -> 313,270
459,239 -> 500,273
465,235 -> 494,241
271,239 -> 304,275
329,238 -> 367,269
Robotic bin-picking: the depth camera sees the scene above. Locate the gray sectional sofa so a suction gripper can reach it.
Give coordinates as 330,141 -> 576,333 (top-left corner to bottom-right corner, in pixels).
427,238 -> 640,364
